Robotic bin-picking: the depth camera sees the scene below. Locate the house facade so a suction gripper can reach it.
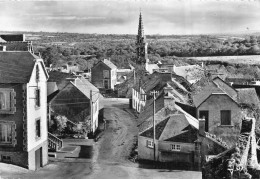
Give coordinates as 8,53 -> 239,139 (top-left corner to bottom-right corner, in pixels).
193,77 -> 260,146
132,71 -> 189,113
91,59 -> 117,90
0,51 -> 48,170
138,103 -> 227,169
50,77 -> 100,135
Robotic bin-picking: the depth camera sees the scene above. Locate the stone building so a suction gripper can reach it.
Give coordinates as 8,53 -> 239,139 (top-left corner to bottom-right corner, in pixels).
91,59 -> 117,90
0,51 -> 49,170
193,76 -> 260,147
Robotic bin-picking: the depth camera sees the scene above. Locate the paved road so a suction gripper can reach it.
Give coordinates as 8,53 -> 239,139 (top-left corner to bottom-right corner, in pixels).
0,98 -> 202,179
90,100 -> 202,179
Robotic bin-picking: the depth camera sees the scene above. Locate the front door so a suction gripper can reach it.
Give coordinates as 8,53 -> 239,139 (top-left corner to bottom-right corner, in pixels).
104,80 -> 109,89
199,110 -> 209,132
35,147 -> 42,170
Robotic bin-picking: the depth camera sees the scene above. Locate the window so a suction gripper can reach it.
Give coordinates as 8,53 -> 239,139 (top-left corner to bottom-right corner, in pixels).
35,89 -> 40,107
0,123 -> 12,143
36,64 -> 39,83
140,93 -> 146,101
103,70 -> 109,78
147,140 -> 154,148
36,118 -> 41,139
1,155 -> 11,163
0,91 -> 10,111
221,110 -> 231,125
171,144 -> 181,151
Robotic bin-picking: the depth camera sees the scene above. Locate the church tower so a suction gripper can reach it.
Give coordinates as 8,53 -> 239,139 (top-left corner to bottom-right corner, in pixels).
136,12 -> 148,65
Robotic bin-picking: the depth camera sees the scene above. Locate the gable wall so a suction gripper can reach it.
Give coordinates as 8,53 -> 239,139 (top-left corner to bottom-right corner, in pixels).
91,62 -> 111,89
197,94 -> 241,146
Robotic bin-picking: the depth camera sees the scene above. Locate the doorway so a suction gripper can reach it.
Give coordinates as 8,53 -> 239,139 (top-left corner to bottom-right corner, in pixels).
104,80 -> 109,89
35,147 -> 42,170
199,110 -> 209,132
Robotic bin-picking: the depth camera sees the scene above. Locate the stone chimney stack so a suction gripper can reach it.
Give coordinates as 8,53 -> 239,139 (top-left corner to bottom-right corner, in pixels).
163,83 -> 175,109
199,118 -> 205,136
164,95 -> 175,109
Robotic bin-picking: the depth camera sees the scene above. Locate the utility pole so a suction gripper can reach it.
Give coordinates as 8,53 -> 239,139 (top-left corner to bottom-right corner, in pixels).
151,90 -> 159,161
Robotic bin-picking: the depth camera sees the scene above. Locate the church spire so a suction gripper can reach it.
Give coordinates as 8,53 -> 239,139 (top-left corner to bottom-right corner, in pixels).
137,12 -> 144,40
136,11 -> 148,64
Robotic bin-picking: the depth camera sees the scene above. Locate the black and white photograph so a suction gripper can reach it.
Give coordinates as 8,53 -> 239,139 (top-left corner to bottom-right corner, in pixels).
1,0 -> 260,178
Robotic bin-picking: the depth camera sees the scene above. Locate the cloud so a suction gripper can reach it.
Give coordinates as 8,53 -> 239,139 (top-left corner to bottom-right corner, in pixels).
0,0 -> 260,34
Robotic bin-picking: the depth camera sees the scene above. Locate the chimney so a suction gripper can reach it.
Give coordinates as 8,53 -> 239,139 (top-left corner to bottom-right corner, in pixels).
0,45 -> 6,51
198,118 -> 205,136
164,83 -> 173,94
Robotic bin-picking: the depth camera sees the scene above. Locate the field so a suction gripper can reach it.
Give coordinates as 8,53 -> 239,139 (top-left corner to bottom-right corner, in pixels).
185,55 -> 260,65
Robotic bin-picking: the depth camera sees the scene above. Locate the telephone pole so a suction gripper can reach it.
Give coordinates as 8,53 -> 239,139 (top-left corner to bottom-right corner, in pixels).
151,90 -> 159,161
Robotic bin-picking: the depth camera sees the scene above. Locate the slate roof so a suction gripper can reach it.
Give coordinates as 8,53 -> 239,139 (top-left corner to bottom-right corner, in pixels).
0,34 -> 24,42
140,117 -> 170,140
0,51 -> 38,83
72,77 -> 102,102
48,71 -> 76,89
225,77 -> 253,84
193,77 -> 259,108
140,72 -> 172,92
193,81 -> 224,107
164,126 -> 198,143
103,59 -> 117,69
138,92 -> 166,126
139,104 -> 199,141
237,88 -> 260,107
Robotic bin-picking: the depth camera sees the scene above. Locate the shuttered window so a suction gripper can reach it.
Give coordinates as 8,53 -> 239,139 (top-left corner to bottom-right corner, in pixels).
0,89 -> 16,114
221,110 -> 231,125
0,123 -> 12,143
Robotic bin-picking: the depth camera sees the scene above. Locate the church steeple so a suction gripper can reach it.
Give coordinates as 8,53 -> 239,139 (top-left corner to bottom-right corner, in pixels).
136,11 -> 148,64
137,12 -> 145,41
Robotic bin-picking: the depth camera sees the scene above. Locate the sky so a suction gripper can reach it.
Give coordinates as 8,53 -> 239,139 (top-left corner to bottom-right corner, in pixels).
0,0 -> 260,35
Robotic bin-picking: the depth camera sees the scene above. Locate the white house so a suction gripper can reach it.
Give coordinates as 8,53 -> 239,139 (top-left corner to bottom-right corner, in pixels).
0,51 -> 49,170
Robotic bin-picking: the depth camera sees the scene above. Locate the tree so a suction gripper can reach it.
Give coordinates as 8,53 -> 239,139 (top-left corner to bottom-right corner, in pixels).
41,47 -> 59,67
54,115 -> 68,134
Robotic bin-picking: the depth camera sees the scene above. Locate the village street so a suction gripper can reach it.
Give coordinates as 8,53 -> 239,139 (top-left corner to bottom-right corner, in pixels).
90,98 -> 202,179
0,98 -> 201,179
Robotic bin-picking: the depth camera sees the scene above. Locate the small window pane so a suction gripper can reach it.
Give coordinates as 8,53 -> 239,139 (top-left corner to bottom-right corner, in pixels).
221,110 -> 231,125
